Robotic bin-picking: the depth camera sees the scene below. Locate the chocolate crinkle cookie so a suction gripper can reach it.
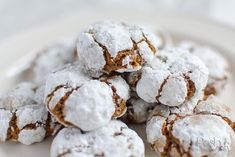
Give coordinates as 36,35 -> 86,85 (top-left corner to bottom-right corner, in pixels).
29,39 -> 77,85
0,82 -> 61,145
51,120 -> 145,157
146,96 -> 235,157
128,48 -> 209,106
179,41 -> 230,98
44,63 -> 130,131
77,21 -> 159,77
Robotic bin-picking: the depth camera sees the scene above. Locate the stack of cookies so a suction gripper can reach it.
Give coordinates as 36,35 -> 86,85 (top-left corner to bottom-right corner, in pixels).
0,21 -> 234,157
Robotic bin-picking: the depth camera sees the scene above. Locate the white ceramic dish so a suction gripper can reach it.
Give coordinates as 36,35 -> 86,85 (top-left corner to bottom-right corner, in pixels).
0,8 -> 235,157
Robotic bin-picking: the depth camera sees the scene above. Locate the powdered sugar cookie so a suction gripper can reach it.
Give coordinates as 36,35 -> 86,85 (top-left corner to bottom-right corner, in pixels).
135,48 -> 209,106
0,82 -> 60,145
45,64 -> 130,131
51,120 -> 145,157
77,21 -> 158,77
179,41 -> 230,97
30,40 -> 77,84
121,98 -> 155,124
147,96 -> 235,157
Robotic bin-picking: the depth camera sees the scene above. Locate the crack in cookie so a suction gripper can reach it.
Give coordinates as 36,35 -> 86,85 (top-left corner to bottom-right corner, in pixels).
6,112 -> 20,141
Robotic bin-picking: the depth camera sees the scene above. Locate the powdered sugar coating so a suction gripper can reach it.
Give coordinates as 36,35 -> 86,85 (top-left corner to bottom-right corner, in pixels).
0,82 -> 60,145
146,115 -> 167,154
100,75 -> 130,118
179,41 -> 230,96
172,115 -> 235,157
51,120 -> 145,157
194,95 -> 235,121
77,21 -> 158,77
31,40 -> 77,84
122,98 -> 155,124
0,82 -> 37,110
45,64 -> 129,131
147,96 -> 235,157
136,48 -> 209,106
147,114 -> 235,157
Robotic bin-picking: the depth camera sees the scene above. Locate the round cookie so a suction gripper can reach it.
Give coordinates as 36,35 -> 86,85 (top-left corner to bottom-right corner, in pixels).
77,21 -> 158,77
121,98 -> 155,124
30,40 -> 77,84
44,64 -> 130,131
146,96 -> 235,157
51,120 -> 145,157
0,82 -> 60,145
134,48 -> 209,106
179,41 -> 230,97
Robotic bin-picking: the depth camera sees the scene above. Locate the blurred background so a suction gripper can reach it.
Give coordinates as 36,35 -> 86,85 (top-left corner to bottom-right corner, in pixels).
0,0 -> 235,42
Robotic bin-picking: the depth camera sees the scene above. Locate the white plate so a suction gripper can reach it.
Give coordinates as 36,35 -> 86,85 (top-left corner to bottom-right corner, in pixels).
0,8 -> 235,157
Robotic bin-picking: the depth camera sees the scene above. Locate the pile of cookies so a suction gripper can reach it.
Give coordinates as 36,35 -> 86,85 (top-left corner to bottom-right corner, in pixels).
0,21 -> 234,157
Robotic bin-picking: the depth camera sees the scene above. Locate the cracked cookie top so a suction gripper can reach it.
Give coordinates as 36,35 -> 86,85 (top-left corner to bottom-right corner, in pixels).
51,120 -> 145,157
179,41 -> 230,97
0,82 -> 60,145
45,64 -> 130,131
146,96 -> 235,157
77,21 -> 159,77
135,48 -> 209,106
30,39 -> 77,85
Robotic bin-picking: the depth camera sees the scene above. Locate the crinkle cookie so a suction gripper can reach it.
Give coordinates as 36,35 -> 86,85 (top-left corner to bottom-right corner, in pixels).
146,96 -> 235,157
77,21 -> 159,77
45,64 -> 130,131
133,48 -> 209,106
0,82 -> 61,145
121,98 -> 155,124
30,40 -> 77,84
51,120 -> 145,157
179,41 -> 230,97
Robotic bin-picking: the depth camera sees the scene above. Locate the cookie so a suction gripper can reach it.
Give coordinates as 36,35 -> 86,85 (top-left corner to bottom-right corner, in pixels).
30,40 -> 77,84
0,82 -> 60,145
146,96 -> 235,157
179,41 -> 230,97
121,98 -> 155,124
77,21 -> 159,77
134,48 -> 209,106
51,120 -> 145,157
45,64 -> 130,131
